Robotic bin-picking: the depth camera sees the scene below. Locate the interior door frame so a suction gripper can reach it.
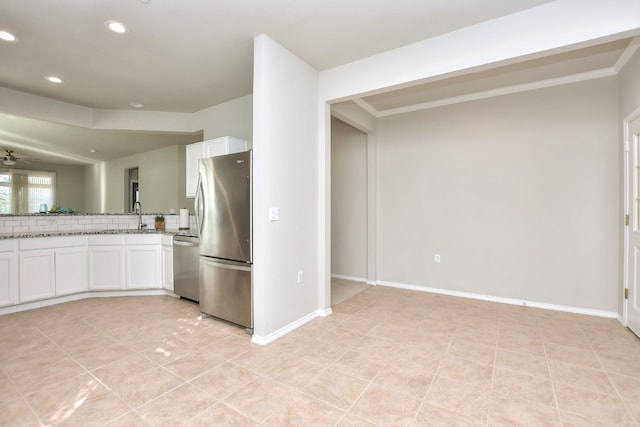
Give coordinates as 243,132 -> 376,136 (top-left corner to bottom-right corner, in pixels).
623,106 -> 640,327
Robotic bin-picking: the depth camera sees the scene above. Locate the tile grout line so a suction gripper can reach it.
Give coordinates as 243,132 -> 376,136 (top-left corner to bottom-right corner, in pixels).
540,318 -> 570,427
584,323 -> 640,426
410,331 -> 456,427
36,322 -> 156,424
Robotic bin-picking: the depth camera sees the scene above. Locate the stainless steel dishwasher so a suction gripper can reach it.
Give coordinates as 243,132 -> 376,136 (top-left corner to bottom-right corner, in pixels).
173,235 -> 200,302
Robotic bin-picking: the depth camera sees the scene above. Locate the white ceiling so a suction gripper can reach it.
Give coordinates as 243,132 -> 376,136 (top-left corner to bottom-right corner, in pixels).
0,0 -> 636,165
359,39 -> 633,114
1,0 -> 553,112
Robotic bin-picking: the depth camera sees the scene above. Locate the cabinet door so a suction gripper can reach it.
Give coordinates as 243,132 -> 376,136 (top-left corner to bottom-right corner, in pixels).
56,247 -> 88,296
0,252 -> 18,306
162,245 -> 173,291
186,142 -> 204,198
88,246 -> 125,290
126,246 -> 161,289
187,138 -> 248,198
19,250 -> 55,302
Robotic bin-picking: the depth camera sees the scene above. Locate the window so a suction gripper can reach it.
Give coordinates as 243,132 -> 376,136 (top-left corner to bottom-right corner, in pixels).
0,169 -> 56,214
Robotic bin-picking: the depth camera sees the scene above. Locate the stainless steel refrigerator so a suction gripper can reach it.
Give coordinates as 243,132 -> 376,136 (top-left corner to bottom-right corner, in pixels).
195,150 -> 252,333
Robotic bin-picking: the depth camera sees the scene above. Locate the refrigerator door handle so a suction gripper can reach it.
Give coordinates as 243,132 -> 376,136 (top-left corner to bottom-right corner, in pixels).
195,174 -> 204,236
201,257 -> 251,272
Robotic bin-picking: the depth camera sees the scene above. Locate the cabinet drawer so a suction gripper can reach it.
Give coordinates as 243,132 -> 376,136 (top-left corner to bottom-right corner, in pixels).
20,236 -> 87,250
88,235 -> 125,246
0,240 -> 16,252
125,234 -> 161,245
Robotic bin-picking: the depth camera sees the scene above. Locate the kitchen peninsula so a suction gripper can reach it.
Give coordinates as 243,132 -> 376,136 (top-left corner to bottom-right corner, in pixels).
0,213 -> 196,315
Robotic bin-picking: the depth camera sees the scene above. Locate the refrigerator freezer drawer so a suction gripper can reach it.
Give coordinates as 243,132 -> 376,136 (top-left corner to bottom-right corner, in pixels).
199,257 -> 252,330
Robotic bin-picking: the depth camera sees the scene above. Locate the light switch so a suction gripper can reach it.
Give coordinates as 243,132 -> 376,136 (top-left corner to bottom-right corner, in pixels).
269,207 -> 279,221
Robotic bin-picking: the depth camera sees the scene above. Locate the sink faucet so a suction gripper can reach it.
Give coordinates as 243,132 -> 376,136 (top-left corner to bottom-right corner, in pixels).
134,201 -> 147,230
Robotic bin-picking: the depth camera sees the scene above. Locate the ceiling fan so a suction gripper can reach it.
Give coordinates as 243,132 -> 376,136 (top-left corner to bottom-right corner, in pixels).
2,149 -> 40,166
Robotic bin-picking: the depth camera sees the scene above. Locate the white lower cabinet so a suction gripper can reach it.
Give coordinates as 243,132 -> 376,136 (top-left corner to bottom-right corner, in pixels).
126,246 -> 161,289
2,234 -> 171,308
19,249 -> 55,302
88,246 -> 126,290
162,237 -> 173,291
0,241 -> 18,307
88,235 -> 126,290
55,246 -> 88,296
125,234 -> 162,289
19,236 -> 89,301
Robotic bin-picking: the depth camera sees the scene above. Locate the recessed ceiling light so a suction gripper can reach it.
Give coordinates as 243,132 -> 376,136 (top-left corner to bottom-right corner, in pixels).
0,31 -> 18,42
90,149 -> 99,153
129,101 -> 144,108
46,76 -> 64,84
105,20 -> 129,34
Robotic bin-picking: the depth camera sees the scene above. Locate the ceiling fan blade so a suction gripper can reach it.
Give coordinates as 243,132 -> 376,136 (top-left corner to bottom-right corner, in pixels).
2,149 -> 42,165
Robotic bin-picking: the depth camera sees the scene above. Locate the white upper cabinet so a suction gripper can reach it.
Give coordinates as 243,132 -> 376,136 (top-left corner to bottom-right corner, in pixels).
185,136 -> 248,197
185,143 -> 204,198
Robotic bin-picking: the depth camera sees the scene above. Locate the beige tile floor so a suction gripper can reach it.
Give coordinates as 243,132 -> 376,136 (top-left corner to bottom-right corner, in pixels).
331,278 -> 369,306
1,285 -> 640,426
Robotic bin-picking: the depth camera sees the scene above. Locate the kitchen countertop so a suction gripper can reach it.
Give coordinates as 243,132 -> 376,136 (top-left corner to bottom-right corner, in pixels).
0,228 -> 199,240
0,212 -> 182,216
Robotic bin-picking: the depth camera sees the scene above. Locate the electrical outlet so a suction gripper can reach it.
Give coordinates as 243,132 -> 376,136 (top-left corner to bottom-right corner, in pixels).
269,207 -> 279,221
297,270 -> 303,284
434,254 -> 441,263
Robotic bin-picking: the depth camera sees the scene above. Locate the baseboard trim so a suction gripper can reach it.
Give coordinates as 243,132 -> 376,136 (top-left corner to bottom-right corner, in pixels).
331,273 -> 367,283
0,289 -> 175,316
331,273 -> 376,287
251,308 -> 328,346
377,280 -> 618,319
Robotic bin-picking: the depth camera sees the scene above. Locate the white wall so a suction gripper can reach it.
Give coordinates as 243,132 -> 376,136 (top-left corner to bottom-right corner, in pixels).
317,1 -> 639,318
194,95 -> 253,142
331,117 -> 368,280
618,46 -> 640,314
375,78 -> 619,312
619,43 -> 640,118
47,163 -> 86,212
83,144 -> 188,214
252,35 -> 320,341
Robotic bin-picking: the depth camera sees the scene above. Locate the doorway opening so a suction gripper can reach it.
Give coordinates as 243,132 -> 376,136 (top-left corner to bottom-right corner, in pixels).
125,167 -> 139,213
330,117 -> 370,306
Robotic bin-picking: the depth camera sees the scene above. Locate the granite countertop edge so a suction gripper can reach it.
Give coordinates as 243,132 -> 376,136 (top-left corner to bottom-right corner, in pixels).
0,212 -> 183,217
0,229 -> 199,240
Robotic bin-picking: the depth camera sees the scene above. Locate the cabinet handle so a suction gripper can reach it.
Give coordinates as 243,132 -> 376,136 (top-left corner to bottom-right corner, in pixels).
173,241 -> 198,247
